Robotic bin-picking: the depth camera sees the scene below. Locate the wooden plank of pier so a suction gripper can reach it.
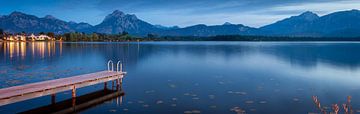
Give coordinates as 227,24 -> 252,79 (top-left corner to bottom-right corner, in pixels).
0,71 -> 126,106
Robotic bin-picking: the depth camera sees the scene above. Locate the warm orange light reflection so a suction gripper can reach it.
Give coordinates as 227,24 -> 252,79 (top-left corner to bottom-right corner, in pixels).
2,41 -> 62,59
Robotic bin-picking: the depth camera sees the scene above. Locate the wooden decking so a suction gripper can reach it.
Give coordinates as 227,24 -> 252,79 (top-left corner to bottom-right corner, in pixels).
0,70 -> 126,106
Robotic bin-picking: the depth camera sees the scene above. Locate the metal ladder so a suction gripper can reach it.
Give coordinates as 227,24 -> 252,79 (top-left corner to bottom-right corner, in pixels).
108,60 -> 123,72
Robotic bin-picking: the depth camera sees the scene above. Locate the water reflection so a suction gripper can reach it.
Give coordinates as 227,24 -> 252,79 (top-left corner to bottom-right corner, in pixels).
3,42 -> 360,70
1,41 -> 60,61
1,42 -> 360,114
19,88 -> 125,114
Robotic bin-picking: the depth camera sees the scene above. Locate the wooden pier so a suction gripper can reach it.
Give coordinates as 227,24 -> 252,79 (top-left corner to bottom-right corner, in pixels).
0,60 -> 126,107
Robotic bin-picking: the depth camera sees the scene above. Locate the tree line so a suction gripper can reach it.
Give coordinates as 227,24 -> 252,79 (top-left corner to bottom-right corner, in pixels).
2,29 -> 360,42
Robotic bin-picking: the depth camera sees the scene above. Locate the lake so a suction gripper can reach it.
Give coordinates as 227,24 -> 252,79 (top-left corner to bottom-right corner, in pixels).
1,41 -> 360,114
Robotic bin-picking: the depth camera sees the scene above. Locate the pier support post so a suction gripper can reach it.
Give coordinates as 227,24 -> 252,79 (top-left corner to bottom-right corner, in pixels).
51,94 -> 56,104
72,85 -> 76,107
72,85 -> 76,98
116,78 -> 120,90
112,81 -> 114,90
104,82 -> 107,90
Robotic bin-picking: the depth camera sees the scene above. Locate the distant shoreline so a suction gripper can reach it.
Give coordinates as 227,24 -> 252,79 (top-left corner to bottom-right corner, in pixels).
2,37 -> 360,42
2,33 -> 360,42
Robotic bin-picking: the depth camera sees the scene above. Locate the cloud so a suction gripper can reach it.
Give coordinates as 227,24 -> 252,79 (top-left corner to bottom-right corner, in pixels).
91,0 -> 354,27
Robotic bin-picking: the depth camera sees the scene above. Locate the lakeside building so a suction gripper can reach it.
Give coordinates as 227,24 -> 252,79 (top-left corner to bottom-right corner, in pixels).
16,35 -> 26,41
4,35 -> 16,41
2,34 -> 55,41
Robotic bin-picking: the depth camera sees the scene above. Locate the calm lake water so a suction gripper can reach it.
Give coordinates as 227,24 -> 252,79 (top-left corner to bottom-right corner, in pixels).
1,41 -> 360,114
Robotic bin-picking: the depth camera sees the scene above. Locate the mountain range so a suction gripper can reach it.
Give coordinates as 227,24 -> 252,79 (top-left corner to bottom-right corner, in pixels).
1,9 -> 360,37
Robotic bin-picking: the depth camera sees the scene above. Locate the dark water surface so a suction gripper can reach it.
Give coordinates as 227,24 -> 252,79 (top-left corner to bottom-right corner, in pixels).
1,41 -> 360,114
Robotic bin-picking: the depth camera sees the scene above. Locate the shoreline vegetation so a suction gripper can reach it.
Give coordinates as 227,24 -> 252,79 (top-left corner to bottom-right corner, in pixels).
2,30 -> 360,42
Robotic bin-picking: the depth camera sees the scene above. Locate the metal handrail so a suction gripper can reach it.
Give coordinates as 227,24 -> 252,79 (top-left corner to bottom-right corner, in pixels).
107,60 -> 114,71
116,61 -> 122,72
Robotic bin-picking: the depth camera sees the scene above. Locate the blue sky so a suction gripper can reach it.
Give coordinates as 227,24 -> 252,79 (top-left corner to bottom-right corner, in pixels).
0,0 -> 359,27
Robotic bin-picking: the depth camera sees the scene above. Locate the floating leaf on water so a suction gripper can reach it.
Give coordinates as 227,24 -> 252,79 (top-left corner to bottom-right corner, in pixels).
323,106 -> 330,110
184,111 -> 192,114
191,110 -> 201,113
145,90 -> 156,94
293,98 -> 300,102
209,105 -> 217,108
259,101 -> 267,104
208,95 -> 215,99
169,84 -> 176,88
245,101 -> 254,104
230,107 -> 246,113
109,109 -> 116,112
192,97 -> 200,100
138,101 -> 144,104
143,104 -> 149,107
297,88 -> 304,91
235,92 -> 247,95
156,100 -> 164,104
